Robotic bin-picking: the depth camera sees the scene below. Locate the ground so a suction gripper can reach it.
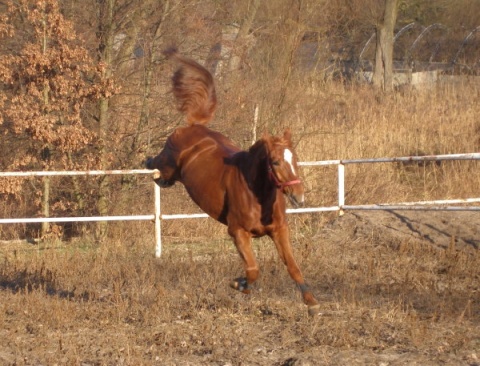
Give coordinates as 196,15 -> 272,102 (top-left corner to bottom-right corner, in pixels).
0,210 -> 479,365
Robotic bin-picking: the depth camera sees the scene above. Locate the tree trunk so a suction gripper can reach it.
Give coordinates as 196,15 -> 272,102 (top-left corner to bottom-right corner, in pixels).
41,176 -> 50,237
97,97 -> 110,239
96,0 -> 115,239
40,13 -> 50,237
129,0 -> 171,159
226,0 -> 260,73
209,0 -> 260,76
372,0 -> 398,92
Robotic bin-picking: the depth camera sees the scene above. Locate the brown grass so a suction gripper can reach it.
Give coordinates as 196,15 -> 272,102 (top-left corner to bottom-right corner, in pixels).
1,213 -> 479,364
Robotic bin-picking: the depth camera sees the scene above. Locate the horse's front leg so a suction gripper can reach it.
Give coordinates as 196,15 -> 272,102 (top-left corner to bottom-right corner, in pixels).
228,228 -> 259,294
269,225 -> 320,315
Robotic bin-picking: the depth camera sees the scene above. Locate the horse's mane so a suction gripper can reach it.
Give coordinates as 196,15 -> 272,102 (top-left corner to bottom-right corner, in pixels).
163,47 -> 217,125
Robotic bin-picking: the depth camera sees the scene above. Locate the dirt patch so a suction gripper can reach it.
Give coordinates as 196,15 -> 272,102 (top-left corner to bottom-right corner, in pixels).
1,211 -> 479,365
320,210 -> 479,251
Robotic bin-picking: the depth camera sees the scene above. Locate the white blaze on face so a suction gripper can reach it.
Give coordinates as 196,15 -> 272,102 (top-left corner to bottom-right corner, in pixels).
284,148 -> 296,175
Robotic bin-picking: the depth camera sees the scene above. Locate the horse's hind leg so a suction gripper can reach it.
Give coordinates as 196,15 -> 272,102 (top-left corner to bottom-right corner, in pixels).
269,225 -> 320,314
228,228 -> 259,294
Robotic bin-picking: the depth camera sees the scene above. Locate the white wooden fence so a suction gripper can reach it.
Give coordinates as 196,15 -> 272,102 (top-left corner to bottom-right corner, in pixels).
1,153 -> 479,257
0,170 -> 162,256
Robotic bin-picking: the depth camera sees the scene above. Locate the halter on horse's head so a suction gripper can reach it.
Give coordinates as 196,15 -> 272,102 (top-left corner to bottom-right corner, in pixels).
262,130 -> 304,207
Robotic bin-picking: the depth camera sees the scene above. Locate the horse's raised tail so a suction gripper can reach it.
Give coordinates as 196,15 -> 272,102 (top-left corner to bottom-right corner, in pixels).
163,47 -> 217,125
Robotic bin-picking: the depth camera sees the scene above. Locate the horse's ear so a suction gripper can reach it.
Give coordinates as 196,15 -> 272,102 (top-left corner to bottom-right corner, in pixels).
283,128 -> 292,143
262,131 -> 274,152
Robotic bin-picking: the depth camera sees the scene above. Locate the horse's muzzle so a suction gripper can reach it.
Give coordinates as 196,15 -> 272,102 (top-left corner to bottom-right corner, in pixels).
146,157 -> 175,187
288,193 -> 305,208
153,177 -> 175,188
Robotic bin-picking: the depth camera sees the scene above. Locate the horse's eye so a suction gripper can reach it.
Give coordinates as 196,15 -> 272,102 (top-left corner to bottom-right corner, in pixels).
271,161 -> 280,166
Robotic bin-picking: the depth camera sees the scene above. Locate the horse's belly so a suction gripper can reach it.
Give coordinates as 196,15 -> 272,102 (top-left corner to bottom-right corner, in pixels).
183,182 -> 227,222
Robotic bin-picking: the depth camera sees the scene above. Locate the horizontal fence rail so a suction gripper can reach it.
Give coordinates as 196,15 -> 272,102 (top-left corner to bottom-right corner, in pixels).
298,152 -> 480,166
298,152 -> 480,215
1,153 -> 479,257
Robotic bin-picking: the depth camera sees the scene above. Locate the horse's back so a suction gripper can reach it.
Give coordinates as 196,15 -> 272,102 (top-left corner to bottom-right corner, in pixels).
175,124 -> 239,155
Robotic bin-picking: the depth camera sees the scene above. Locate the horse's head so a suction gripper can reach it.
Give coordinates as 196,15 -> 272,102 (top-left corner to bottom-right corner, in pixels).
264,129 -> 305,207
145,137 -> 180,188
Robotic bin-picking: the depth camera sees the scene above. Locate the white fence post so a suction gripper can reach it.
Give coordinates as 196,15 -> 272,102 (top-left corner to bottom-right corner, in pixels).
338,163 -> 345,216
154,181 -> 162,258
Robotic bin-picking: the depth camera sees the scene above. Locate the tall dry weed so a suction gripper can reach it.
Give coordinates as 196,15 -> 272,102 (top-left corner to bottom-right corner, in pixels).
282,78 -> 480,209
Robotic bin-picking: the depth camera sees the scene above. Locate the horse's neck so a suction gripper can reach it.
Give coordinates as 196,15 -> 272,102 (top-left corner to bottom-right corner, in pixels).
244,141 -> 279,225
245,141 -> 276,197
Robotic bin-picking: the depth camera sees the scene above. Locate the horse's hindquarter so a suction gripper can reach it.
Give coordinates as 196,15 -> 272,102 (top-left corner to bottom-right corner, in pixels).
181,163 -> 228,221
177,126 -> 239,222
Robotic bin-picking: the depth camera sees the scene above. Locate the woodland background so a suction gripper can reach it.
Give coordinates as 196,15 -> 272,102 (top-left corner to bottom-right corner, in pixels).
0,0 -> 479,241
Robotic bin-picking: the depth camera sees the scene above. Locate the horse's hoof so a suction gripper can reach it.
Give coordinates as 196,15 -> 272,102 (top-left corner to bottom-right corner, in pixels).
307,304 -> 322,317
230,278 -> 250,294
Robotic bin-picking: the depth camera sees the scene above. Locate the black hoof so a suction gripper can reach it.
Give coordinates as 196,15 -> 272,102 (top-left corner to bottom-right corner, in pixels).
230,277 -> 250,294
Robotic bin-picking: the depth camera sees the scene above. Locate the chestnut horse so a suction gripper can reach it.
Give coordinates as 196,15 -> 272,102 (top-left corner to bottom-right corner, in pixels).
146,49 -> 319,315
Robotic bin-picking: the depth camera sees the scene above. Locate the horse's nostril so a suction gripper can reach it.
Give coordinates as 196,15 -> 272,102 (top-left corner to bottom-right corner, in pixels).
299,194 -> 305,206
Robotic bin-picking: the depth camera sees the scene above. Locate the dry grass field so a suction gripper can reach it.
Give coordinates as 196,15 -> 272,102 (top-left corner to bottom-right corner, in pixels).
1,79 -> 479,365
1,210 -> 479,365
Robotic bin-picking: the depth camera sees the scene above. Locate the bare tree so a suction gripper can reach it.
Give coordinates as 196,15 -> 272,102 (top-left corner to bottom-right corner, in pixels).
372,0 -> 398,91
